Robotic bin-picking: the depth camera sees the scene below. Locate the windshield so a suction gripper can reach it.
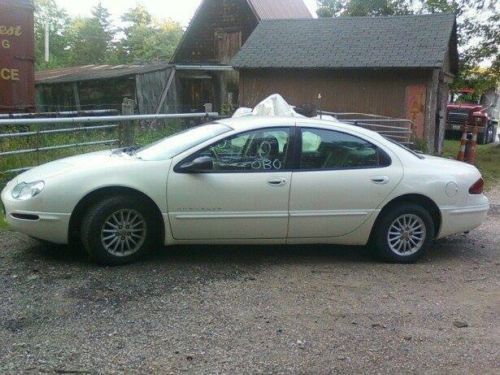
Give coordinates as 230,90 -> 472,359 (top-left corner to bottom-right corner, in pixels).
135,123 -> 232,161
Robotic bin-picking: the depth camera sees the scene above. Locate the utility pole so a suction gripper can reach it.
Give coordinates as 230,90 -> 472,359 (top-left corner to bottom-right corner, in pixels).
44,20 -> 50,63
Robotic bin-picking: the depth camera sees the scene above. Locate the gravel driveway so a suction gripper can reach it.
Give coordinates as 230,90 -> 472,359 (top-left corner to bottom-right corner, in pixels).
1,193 -> 499,374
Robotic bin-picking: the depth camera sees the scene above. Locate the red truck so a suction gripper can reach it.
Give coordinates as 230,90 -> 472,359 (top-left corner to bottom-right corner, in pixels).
446,88 -> 499,144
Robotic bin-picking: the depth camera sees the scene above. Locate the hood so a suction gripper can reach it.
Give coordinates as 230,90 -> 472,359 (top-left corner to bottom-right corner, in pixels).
15,149 -> 138,183
448,103 -> 484,112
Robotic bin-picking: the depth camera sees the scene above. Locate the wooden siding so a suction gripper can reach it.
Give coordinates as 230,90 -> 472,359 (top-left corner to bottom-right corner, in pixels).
136,68 -> 178,114
173,0 -> 258,64
240,69 -> 442,151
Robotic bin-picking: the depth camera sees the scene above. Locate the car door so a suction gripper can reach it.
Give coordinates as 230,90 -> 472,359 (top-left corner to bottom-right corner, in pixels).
288,127 -> 403,238
167,126 -> 293,240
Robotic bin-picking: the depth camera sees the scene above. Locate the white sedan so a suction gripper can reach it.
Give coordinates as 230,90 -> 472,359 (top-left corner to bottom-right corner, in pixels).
1,116 -> 490,265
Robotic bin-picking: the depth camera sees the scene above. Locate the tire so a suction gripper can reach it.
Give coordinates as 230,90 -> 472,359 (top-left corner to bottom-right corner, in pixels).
479,126 -> 493,145
488,125 -> 495,144
81,195 -> 159,266
373,203 -> 434,263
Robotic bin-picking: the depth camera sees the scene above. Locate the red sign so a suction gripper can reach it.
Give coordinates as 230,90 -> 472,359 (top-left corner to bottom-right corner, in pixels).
0,0 -> 35,113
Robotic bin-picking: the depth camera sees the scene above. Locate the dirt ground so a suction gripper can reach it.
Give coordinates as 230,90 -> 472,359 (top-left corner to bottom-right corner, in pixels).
0,192 -> 499,374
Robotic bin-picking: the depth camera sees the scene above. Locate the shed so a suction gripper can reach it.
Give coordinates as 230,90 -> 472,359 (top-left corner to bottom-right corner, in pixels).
171,0 -> 311,113
232,14 -> 458,153
35,63 -> 178,114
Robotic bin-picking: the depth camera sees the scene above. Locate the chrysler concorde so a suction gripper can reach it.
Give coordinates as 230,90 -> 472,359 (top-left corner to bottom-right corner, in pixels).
1,116 -> 489,265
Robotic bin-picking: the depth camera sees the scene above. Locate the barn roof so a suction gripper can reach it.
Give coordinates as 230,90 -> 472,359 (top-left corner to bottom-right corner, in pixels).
35,63 -> 172,85
247,0 -> 312,20
232,14 -> 458,73
171,0 -> 311,64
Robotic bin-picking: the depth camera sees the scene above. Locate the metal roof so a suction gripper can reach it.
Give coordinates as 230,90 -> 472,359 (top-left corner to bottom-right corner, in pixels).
232,14 -> 458,72
247,0 -> 312,20
0,0 -> 33,8
35,63 -> 172,85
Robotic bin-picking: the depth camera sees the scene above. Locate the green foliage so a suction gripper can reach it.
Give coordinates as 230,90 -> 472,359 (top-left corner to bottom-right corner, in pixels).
0,216 -> 7,231
33,1 -> 183,69
65,4 -> 114,66
34,0 -> 71,70
115,5 -> 183,64
316,0 -> 411,17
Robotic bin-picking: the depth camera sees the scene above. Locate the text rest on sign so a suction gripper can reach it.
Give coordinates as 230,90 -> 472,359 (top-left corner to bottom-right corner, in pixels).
0,68 -> 20,81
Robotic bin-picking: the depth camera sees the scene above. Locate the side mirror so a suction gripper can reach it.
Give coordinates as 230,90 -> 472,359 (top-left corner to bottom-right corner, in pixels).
176,156 -> 213,173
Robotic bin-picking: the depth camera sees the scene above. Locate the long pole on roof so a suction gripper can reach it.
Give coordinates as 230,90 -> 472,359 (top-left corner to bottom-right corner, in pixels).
44,20 -> 50,63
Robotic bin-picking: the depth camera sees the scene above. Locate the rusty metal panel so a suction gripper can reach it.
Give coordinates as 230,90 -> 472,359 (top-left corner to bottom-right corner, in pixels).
0,0 -> 35,113
35,63 -> 172,85
405,84 -> 427,138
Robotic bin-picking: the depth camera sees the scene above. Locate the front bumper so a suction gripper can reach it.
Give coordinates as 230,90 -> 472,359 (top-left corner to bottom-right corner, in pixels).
1,185 -> 70,244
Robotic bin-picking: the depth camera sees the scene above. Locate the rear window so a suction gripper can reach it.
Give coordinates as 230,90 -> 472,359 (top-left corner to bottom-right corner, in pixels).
384,137 -> 425,159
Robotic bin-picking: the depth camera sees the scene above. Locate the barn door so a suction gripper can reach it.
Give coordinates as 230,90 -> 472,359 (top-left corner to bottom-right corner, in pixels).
214,30 -> 242,64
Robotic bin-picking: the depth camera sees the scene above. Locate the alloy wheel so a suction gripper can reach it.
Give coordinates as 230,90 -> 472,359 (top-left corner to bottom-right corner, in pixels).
387,214 -> 426,256
100,209 -> 147,257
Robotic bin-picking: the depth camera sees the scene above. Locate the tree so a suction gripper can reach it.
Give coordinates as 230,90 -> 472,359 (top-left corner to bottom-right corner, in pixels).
34,0 -> 71,69
116,5 -> 183,64
316,0 -> 348,17
316,0 -> 411,17
65,2 -> 114,65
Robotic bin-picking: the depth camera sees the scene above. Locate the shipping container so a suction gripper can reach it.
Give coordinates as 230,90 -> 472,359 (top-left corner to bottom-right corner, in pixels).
0,0 -> 35,113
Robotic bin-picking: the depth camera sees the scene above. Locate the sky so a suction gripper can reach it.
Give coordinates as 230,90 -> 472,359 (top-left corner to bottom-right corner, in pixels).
58,0 -> 319,26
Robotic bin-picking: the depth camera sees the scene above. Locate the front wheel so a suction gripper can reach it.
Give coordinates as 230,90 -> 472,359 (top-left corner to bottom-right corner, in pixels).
81,195 -> 159,265
373,204 -> 434,263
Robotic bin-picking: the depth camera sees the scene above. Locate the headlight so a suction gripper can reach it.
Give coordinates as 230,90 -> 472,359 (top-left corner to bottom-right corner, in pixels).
11,181 -> 45,201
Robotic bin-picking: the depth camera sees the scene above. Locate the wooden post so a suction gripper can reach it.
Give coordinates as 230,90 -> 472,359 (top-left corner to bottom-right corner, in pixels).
72,82 -> 81,111
120,98 -> 135,147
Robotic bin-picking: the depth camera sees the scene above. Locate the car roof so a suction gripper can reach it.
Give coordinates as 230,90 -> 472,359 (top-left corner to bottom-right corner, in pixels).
217,115 -> 387,142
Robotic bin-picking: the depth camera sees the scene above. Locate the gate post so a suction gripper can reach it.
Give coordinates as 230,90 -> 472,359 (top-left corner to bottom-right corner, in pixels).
120,98 -> 135,147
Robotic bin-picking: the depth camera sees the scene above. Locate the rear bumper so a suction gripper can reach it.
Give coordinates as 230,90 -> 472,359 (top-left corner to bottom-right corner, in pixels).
438,202 -> 490,239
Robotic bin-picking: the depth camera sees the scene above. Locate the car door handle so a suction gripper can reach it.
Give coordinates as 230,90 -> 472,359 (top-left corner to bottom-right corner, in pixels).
371,176 -> 390,185
267,178 -> 287,187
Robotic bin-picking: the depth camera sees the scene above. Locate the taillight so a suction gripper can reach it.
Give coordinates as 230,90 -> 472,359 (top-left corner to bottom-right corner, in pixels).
469,178 -> 484,194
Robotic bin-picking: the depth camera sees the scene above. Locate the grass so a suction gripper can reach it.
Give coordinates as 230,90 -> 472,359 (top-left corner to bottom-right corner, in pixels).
442,139 -> 500,189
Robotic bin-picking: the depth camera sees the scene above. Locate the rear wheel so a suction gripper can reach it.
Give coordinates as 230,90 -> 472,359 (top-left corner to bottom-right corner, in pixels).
81,195 -> 159,265
479,125 -> 493,145
373,204 -> 434,263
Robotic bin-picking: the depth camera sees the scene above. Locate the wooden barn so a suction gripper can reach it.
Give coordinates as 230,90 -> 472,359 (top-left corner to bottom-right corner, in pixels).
171,0 -> 312,113
35,63 -> 177,114
232,14 -> 459,153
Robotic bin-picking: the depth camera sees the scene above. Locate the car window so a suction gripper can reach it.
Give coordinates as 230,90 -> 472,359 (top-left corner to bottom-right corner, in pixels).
187,128 -> 291,172
300,128 -> 391,170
